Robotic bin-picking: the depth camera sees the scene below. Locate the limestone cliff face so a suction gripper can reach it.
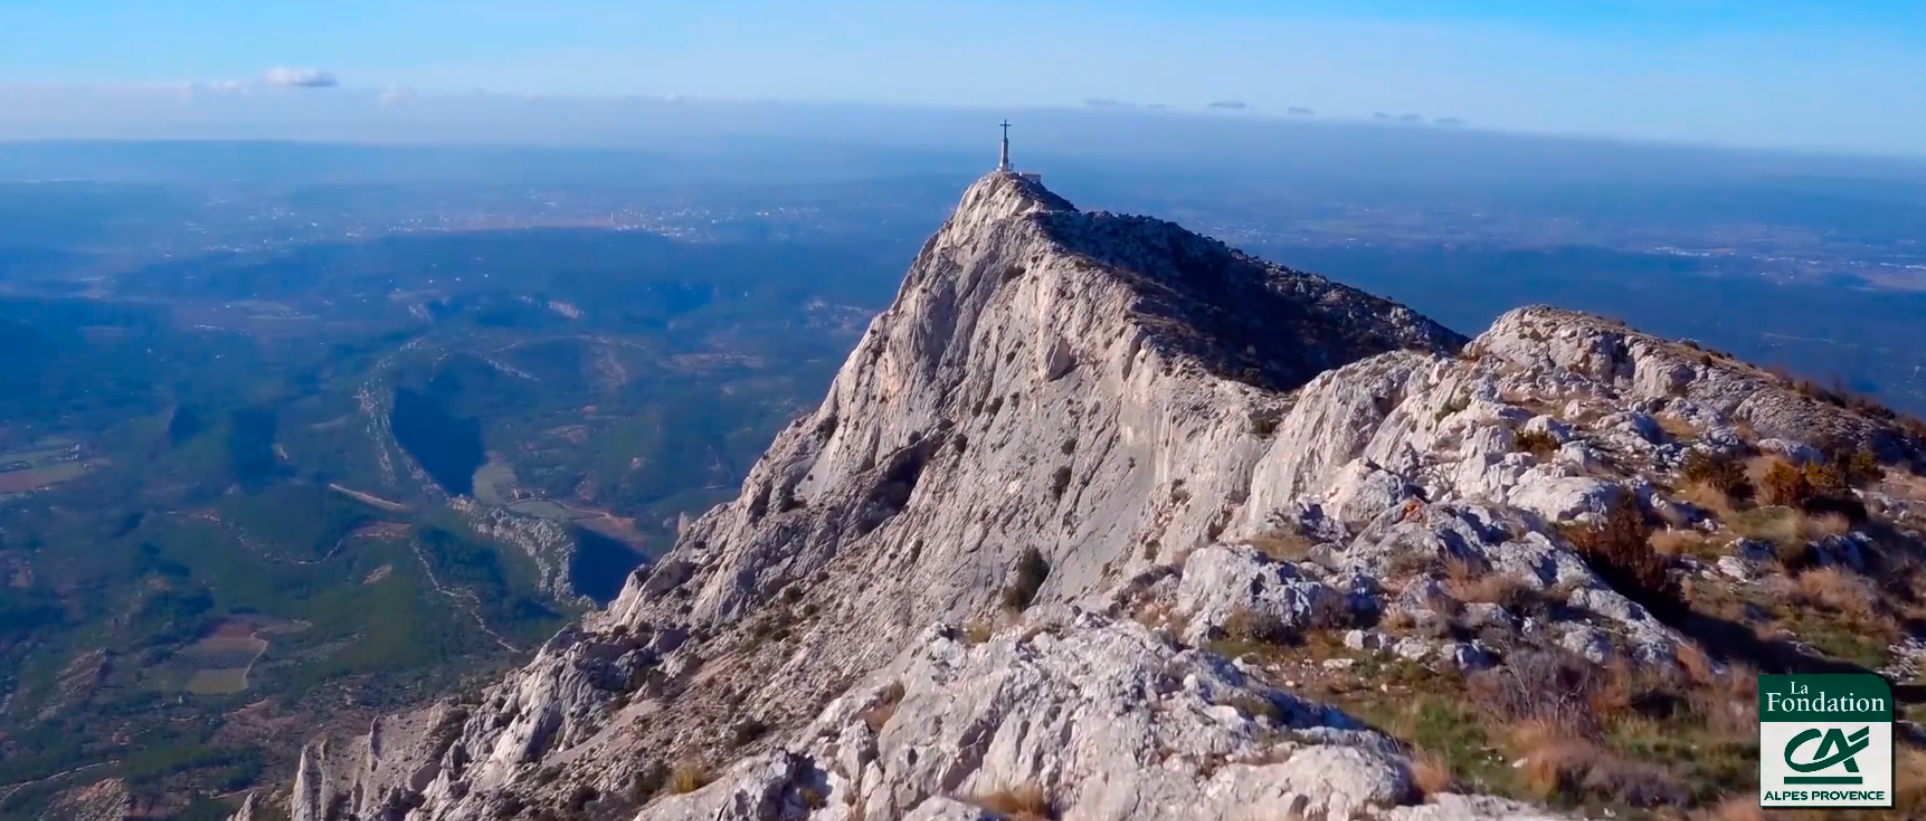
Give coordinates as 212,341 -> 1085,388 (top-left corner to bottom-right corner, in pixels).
258,172 -> 1925,821
607,171 -> 1461,633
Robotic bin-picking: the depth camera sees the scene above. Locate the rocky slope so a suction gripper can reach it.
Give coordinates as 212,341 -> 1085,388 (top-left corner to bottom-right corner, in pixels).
259,171 -> 1926,821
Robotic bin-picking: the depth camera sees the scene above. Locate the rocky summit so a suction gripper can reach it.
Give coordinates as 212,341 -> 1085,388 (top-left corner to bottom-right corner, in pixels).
258,171 -> 1926,821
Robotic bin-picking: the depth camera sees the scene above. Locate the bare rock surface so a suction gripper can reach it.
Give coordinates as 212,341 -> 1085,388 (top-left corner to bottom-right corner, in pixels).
46,778 -> 133,821
247,171 -> 1926,821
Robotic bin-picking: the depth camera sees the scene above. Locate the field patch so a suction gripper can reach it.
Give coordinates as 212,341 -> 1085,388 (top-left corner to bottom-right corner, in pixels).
161,616 -> 299,695
0,462 -> 96,494
175,635 -> 269,695
471,456 -> 518,505
348,521 -> 412,540
504,499 -> 608,522
363,563 -> 395,585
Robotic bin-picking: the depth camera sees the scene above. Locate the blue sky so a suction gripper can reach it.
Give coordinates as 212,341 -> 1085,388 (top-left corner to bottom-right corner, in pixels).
3,0 -> 1924,155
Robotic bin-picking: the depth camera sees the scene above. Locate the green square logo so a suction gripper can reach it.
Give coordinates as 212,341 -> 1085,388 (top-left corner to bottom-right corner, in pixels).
1758,673 -> 1894,808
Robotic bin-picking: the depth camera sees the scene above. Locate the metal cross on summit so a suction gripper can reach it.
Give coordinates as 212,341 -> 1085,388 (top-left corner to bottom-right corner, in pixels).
998,120 -> 1012,171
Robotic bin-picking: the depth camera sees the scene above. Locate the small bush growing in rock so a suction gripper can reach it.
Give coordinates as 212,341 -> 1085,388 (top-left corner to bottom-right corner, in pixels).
1467,650 -> 1603,737
977,784 -> 1055,821
1513,429 -> 1559,458
1802,459 -> 1849,498
1841,448 -> 1882,486
1681,450 -> 1753,502
1248,411 -> 1281,437
668,761 -> 714,795
864,681 -> 907,732
798,786 -> 827,810
1247,526 -> 1316,563
1001,548 -> 1050,611
1434,394 -> 1471,422
1761,459 -> 1809,508
1221,604 -> 1294,645
962,619 -> 994,645
1564,494 -> 1685,625
1759,454 -> 1873,524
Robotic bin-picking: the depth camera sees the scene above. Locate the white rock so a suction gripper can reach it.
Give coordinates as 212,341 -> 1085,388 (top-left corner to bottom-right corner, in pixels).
1508,475 -> 1622,522
1392,638 -> 1433,662
1715,555 -> 1754,581
1174,546 -> 1355,645
1559,626 -> 1614,665
1344,630 -> 1386,652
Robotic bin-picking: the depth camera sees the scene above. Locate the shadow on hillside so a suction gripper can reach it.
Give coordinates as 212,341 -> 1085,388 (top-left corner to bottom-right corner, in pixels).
1680,611 -> 1925,703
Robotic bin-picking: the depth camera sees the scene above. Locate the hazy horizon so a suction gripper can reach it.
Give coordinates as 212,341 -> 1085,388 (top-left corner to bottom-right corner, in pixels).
7,99 -> 1926,194
6,1 -> 1926,158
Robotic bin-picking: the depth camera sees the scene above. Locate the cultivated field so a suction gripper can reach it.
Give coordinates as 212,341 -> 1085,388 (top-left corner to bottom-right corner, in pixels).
162,617 -> 299,695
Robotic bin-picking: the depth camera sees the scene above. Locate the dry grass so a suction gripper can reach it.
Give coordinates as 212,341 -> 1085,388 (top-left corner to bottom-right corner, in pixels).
976,784 -> 1054,821
1895,744 -> 1926,815
1749,455 -> 1795,491
1656,413 -> 1701,439
1458,648 -> 1764,809
1378,607 -> 1418,632
1221,605 -> 1291,644
1649,527 -> 1718,558
962,618 -> 995,646
1884,469 -> 1926,503
1407,748 -> 1455,799
862,681 -> 906,732
1504,721 -> 1680,807
1692,797 -> 1770,821
1684,663 -> 1761,740
1801,511 -> 1852,539
1681,480 -> 1743,521
1247,528 -> 1316,563
1506,721 -> 1599,800
1726,505 -> 1813,548
1683,450 -> 1755,503
862,700 -> 899,733
668,761 -> 714,795
1442,556 -> 1527,607
1673,640 -> 1718,689
1793,567 -> 1882,623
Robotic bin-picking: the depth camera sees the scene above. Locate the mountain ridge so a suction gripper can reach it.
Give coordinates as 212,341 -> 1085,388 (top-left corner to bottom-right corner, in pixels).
248,171 -> 1926,821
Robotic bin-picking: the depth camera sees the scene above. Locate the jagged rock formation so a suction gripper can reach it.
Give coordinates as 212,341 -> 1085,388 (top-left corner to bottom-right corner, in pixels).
257,172 -> 1926,821
45,778 -> 133,821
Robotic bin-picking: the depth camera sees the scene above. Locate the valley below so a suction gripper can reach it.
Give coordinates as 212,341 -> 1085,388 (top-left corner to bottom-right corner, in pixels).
0,228 -> 899,821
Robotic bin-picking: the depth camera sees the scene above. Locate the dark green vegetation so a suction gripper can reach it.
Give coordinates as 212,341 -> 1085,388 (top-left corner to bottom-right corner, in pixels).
391,387 -> 486,496
570,528 -> 646,605
0,226 -> 894,819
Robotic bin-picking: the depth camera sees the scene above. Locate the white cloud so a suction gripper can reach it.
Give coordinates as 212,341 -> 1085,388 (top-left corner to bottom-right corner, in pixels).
1207,99 -> 1249,110
263,66 -> 338,88
379,86 -> 416,106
